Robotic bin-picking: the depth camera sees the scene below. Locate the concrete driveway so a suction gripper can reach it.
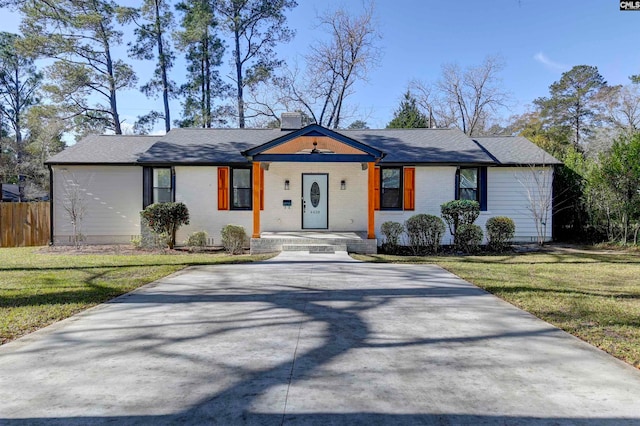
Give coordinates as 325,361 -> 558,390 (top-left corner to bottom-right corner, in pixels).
1,252 -> 640,425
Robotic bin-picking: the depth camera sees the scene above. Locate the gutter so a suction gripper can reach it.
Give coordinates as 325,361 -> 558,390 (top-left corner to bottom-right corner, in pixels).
48,164 -> 54,246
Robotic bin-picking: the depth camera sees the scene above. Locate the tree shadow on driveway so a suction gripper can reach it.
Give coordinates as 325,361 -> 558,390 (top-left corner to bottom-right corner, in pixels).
1,261 -> 640,425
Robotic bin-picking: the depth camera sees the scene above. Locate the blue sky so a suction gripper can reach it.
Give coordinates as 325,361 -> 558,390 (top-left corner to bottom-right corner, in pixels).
1,0 -> 639,132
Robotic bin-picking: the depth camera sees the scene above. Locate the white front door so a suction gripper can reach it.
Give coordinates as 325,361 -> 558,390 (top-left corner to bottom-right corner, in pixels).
302,174 -> 328,229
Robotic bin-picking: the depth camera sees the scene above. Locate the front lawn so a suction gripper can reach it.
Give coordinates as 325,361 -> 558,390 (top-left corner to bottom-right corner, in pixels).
355,248 -> 640,368
0,247 -> 272,345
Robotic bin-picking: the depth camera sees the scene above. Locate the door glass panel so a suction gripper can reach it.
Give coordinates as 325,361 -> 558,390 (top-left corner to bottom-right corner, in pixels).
310,182 -> 320,207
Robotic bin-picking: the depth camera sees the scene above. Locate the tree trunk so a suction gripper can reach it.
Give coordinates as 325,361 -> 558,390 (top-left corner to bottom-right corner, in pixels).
155,0 -> 171,133
234,24 -> 244,128
204,29 -> 211,128
101,21 -> 121,134
13,67 -> 22,164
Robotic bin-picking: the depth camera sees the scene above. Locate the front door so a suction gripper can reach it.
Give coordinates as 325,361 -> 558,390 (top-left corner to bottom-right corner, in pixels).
302,174 -> 328,229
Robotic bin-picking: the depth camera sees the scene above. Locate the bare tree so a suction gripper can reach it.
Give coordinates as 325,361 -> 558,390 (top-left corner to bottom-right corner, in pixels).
412,56 -> 510,136
597,83 -> 640,134
284,2 -> 381,128
60,171 -> 92,248
516,162 -> 554,245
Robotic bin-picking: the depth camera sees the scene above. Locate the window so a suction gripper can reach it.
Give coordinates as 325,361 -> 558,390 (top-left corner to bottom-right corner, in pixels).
381,167 -> 402,209
218,166 -> 263,211
458,167 -> 479,202
456,167 -> 487,211
231,168 -> 252,209
153,168 -> 173,203
374,167 -> 415,211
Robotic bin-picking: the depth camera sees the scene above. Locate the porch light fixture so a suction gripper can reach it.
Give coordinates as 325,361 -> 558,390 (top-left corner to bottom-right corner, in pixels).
284,179 -> 290,190
340,180 -> 346,190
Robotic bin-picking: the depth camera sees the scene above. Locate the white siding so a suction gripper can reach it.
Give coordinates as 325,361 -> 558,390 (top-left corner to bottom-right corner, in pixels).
52,163 -> 554,246
375,166 -> 554,244
480,167 -> 553,243
52,165 -> 142,244
174,166 -> 252,245
376,166 -> 457,244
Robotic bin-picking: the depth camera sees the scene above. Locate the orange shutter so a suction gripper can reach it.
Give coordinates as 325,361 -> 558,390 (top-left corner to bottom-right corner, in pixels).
260,167 -> 265,210
404,167 -> 415,210
217,167 -> 229,210
374,167 -> 381,210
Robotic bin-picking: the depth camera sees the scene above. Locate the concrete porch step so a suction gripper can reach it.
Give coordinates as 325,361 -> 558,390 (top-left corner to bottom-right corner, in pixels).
250,232 -> 377,254
281,243 -> 347,253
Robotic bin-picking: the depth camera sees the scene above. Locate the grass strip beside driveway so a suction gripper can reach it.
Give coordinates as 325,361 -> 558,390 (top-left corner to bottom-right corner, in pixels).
0,247 -> 272,345
354,250 -> 640,369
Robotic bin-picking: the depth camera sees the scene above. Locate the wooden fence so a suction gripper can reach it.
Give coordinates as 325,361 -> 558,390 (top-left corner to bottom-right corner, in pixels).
0,202 -> 50,247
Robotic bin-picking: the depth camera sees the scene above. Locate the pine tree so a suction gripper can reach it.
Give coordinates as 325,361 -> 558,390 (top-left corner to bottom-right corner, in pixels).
215,0 -> 297,128
19,0 -> 137,135
387,91 -> 428,128
175,0 -> 227,128
128,0 -> 176,133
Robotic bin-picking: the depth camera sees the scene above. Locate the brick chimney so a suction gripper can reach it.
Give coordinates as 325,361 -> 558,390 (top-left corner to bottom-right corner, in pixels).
280,112 -> 302,130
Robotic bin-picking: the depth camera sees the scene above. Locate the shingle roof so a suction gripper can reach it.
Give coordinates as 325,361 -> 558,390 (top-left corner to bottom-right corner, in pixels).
473,136 -> 562,165
46,127 -> 561,166
337,128 -> 495,164
46,134 -> 159,164
137,128 -> 285,164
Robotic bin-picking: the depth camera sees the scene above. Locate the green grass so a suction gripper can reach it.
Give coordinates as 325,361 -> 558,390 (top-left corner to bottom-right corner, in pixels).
0,247 -> 273,345
354,249 -> 640,368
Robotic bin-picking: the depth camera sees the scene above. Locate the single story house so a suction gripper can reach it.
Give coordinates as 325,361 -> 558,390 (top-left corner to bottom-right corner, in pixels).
1,183 -> 21,202
1,183 -> 48,202
45,113 -> 561,253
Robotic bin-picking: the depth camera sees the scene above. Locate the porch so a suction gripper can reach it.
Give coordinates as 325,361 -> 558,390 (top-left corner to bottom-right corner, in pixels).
250,231 -> 377,254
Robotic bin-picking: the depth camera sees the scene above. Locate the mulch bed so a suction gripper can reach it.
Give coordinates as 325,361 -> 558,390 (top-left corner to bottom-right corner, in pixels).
36,245 -> 228,255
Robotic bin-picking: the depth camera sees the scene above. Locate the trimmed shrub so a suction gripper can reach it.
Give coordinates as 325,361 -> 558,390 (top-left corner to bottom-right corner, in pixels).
486,216 -> 515,251
440,200 -> 480,244
221,224 -> 247,255
405,214 -> 446,255
380,221 -> 404,253
140,202 -> 190,249
185,231 -> 208,252
456,224 -> 483,253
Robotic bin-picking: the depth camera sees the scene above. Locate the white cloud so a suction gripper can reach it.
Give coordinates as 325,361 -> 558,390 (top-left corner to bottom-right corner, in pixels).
533,52 -> 567,72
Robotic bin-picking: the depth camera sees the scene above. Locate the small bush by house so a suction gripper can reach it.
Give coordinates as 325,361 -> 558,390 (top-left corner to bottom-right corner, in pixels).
441,200 -> 480,247
380,221 -> 404,254
486,216 -> 515,251
185,231 -> 208,252
456,224 -> 483,253
405,214 -> 446,255
140,202 -> 190,249
221,225 -> 247,255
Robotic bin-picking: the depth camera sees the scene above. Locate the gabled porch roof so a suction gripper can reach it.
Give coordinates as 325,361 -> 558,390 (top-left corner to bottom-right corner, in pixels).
241,124 -> 386,163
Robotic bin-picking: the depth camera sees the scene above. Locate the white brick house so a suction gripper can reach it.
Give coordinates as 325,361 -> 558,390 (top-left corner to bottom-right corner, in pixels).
46,115 -> 561,253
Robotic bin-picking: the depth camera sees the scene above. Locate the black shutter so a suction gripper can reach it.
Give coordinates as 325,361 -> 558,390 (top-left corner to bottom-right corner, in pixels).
480,167 -> 488,211
171,167 -> 176,202
142,167 -> 153,208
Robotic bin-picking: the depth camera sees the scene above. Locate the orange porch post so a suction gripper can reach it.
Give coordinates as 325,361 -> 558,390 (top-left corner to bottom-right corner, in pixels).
252,162 -> 261,238
367,162 -> 375,239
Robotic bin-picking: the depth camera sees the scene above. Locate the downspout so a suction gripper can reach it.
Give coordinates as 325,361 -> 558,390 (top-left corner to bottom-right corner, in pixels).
48,164 -> 54,246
